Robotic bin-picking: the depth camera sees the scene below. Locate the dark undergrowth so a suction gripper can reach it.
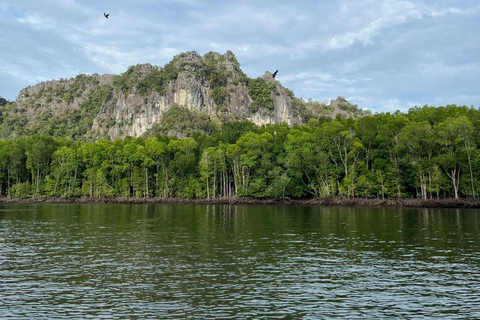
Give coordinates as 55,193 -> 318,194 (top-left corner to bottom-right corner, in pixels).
2,197 -> 480,209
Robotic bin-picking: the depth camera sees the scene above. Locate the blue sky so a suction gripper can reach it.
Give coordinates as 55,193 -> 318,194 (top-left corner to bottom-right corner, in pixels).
0,0 -> 479,112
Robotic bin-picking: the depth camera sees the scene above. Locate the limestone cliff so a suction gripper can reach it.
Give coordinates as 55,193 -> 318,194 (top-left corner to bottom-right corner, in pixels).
1,51 -> 367,140
91,51 -> 306,139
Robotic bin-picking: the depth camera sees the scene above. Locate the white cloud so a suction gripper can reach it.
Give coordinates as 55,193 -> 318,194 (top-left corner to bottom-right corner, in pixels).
433,95 -> 480,107
17,13 -> 53,30
281,72 -> 333,83
296,0 -> 426,52
0,0 -> 479,113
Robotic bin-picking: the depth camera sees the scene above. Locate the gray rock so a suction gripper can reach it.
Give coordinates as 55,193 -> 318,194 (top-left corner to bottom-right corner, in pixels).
6,51 -> 365,140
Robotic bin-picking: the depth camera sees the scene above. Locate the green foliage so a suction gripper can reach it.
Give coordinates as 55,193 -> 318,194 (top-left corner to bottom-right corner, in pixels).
113,61 -> 181,96
247,78 -> 277,113
337,100 -> 365,115
1,104 -> 480,200
1,62 -> 480,201
0,52 -> 372,143
291,98 -> 314,123
195,53 -> 230,106
10,182 -> 32,198
56,85 -> 113,140
0,96 -> 8,106
80,85 -> 112,116
42,74 -> 100,104
0,76 -> 112,140
211,121 -> 258,144
144,104 -> 220,138
212,86 -> 228,107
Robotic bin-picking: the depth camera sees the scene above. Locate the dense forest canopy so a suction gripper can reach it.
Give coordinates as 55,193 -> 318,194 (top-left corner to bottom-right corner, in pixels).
0,104 -> 479,200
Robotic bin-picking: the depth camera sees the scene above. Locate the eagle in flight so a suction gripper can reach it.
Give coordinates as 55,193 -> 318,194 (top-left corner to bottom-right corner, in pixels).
272,70 -> 278,79
104,13 -> 110,19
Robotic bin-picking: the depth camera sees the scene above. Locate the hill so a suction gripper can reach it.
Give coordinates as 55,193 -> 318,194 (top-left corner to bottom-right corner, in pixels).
0,51 -> 368,140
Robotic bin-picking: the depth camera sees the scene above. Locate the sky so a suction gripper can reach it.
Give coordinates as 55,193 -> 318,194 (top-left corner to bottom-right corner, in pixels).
0,0 -> 479,113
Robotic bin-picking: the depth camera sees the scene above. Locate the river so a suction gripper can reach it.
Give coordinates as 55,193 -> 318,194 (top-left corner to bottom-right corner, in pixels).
1,204 -> 479,318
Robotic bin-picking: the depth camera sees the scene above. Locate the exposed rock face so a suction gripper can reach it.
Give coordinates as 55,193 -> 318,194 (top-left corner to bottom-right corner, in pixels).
16,74 -> 114,118
5,50 -> 366,140
90,51 -> 302,139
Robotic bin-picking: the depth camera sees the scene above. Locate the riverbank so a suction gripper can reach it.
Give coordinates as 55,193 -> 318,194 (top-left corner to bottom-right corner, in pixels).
1,197 -> 480,208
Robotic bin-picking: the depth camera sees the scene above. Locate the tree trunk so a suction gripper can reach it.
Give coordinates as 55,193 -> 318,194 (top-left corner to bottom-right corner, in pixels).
206,176 -> 209,199
145,167 -> 148,198
467,152 -> 475,198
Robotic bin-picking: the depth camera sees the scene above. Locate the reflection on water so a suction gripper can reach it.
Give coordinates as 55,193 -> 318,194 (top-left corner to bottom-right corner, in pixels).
1,204 -> 480,318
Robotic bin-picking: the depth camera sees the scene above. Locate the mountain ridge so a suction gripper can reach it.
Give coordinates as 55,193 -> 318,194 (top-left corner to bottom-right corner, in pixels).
0,50 -> 368,140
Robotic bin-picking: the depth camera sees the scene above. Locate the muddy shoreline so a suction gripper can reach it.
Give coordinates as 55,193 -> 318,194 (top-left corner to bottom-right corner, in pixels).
1,197 -> 480,208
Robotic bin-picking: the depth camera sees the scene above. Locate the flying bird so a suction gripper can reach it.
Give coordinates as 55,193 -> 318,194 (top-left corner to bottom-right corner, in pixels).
104,13 -> 109,19
272,70 -> 278,79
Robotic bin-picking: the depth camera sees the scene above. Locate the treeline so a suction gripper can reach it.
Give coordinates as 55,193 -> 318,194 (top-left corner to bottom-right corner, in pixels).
1,105 -> 480,199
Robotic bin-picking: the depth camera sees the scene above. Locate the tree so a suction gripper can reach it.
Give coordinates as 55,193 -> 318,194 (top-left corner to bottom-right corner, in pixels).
398,122 -> 434,199
233,132 -> 274,197
451,116 -> 476,198
375,112 -> 409,197
434,117 -> 475,199
0,141 -> 12,195
47,146 -> 79,197
284,129 -> 319,196
25,136 -> 58,196
145,137 -> 168,197
320,119 -> 363,179
168,138 -> 198,197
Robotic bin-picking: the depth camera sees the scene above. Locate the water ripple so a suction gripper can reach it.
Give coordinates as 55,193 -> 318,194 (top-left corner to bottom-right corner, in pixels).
1,204 -> 480,318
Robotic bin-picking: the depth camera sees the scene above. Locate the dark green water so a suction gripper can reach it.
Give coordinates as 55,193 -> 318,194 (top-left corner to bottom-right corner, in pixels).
1,204 -> 480,319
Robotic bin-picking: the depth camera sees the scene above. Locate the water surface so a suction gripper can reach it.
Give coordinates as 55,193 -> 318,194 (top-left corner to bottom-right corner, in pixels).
1,204 -> 480,318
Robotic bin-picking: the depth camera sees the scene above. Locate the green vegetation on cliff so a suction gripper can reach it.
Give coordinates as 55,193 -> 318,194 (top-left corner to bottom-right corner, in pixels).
247,78 -> 277,113
113,61 -> 181,96
52,74 -> 100,104
0,82 -> 113,140
0,105 -> 479,200
144,104 -> 220,138
0,96 -> 8,106
197,52 -> 230,106
0,51 -> 369,142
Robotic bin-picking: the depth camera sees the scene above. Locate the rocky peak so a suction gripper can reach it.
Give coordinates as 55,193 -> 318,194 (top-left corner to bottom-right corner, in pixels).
330,96 -> 364,117
262,71 -> 277,82
1,50 -> 368,141
131,63 -> 155,73
172,51 -> 202,67
202,51 -> 241,73
331,96 -> 348,106
96,74 -> 115,86
224,50 -> 236,61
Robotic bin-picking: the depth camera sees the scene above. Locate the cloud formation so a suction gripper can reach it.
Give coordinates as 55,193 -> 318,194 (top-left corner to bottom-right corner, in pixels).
0,0 -> 479,112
